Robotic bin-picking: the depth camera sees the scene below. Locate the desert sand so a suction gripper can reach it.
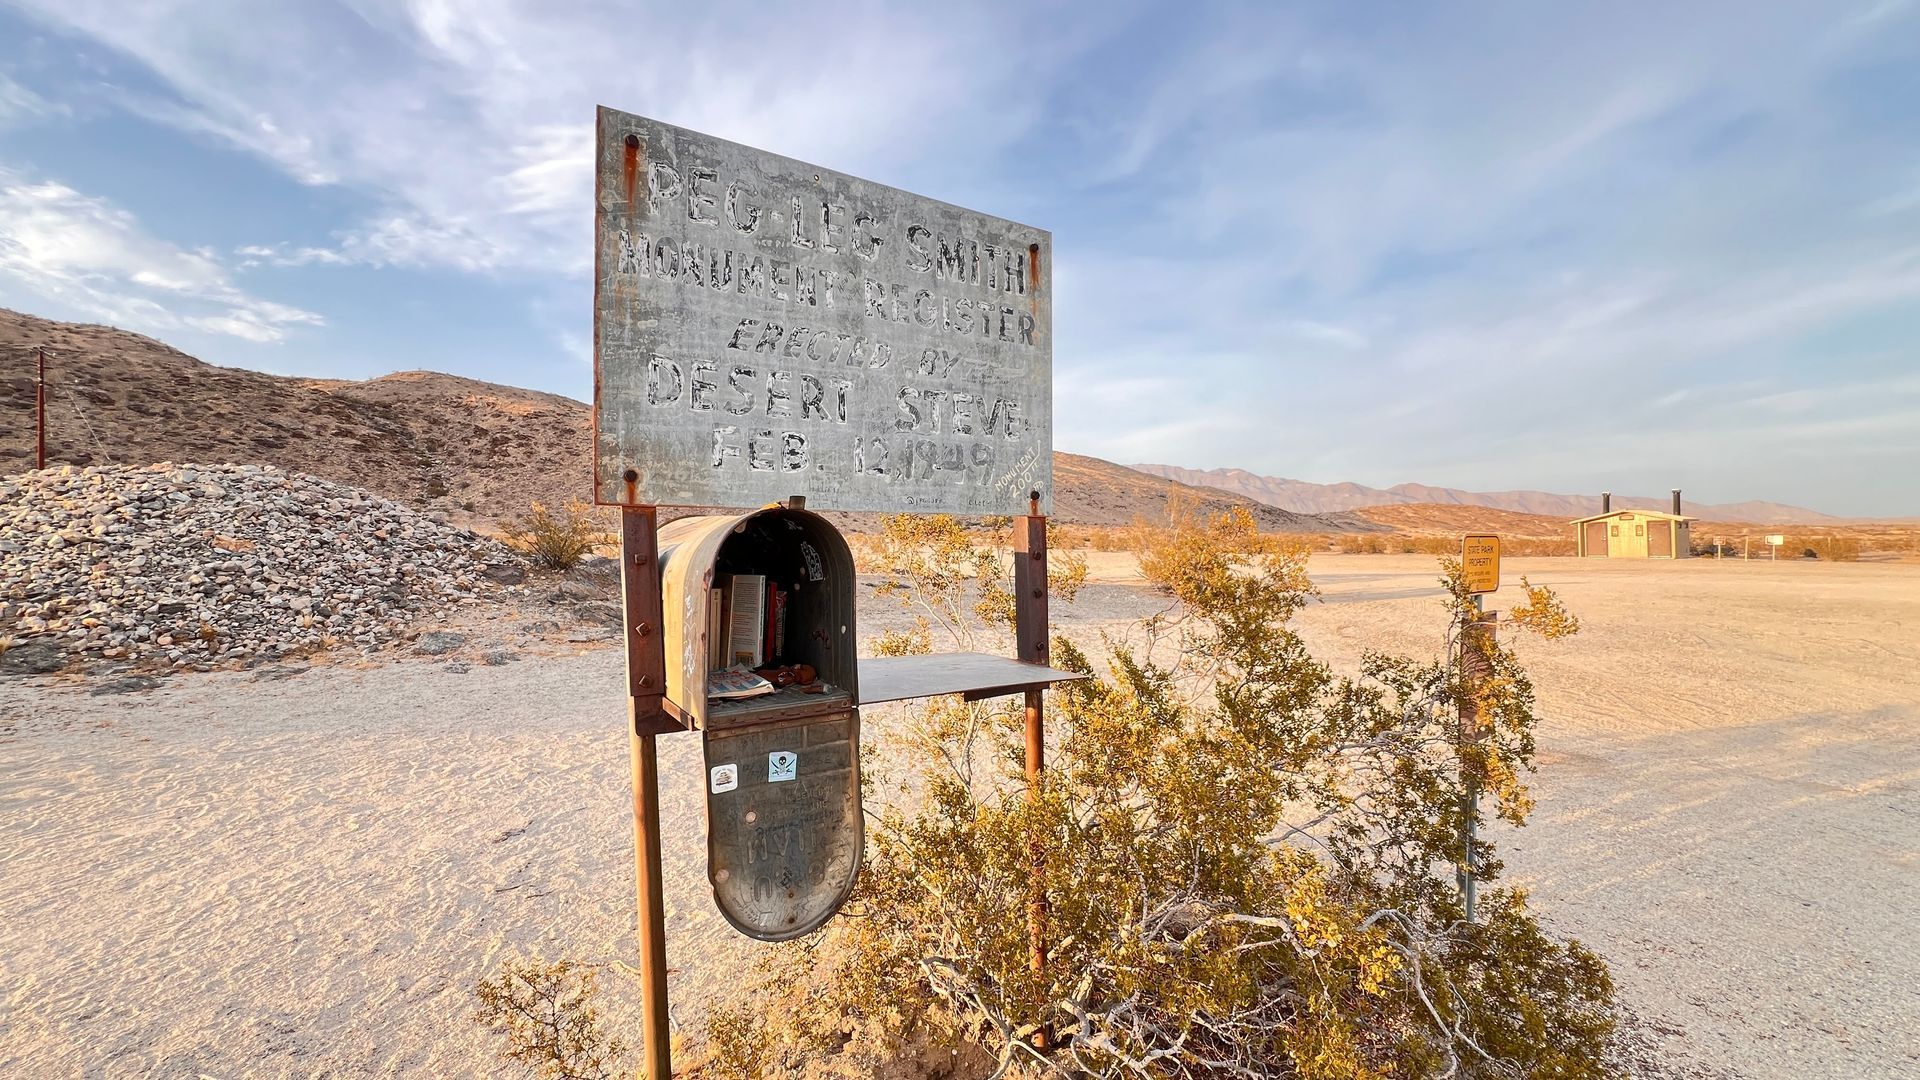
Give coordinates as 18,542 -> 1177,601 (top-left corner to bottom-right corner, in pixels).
2,554 -> 1915,1078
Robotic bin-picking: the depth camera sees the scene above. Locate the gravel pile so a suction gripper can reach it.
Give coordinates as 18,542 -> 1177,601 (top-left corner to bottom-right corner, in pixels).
0,463 -> 523,673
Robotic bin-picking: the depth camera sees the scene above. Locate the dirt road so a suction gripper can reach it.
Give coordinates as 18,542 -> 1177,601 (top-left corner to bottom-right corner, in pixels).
1,555 -> 1914,1077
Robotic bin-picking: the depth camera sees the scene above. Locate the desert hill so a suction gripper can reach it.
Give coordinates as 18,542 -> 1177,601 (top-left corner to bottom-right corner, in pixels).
1356,504 -> 1578,541
1,309 -> 588,528
1354,503 -> 1920,560
1133,463 -> 1836,525
0,309 -> 1372,534
1051,452 -> 1381,534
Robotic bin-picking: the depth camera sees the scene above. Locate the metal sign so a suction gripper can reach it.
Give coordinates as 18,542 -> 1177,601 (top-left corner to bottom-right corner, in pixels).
593,106 -> 1053,515
1462,534 -> 1500,594
702,711 -> 863,940
1766,534 -> 1785,546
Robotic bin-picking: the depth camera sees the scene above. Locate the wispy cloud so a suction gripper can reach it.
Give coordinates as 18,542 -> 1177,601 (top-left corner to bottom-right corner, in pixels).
0,70 -> 64,128
234,243 -> 352,269
0,167 -> 322,342
8,0 -> 1100,277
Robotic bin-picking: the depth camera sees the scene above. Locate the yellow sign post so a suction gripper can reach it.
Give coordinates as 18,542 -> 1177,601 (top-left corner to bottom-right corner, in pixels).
1462,534 -> 1501,595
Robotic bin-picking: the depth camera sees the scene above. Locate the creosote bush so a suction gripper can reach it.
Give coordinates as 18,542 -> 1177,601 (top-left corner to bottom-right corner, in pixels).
474,957 -> 627,1080
1801,535 -> 1861,562
688,506 -> 1613,1078
502,500 -> 614,571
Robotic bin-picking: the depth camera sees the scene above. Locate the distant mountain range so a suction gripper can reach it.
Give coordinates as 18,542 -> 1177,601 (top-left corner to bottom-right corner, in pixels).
0,308 -> 1378,533
1129,465 -> 1839,525
0,306 -> 1854,532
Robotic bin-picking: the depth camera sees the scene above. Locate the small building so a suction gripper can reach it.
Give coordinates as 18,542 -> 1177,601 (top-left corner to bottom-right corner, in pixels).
1572,490 -> 1694,559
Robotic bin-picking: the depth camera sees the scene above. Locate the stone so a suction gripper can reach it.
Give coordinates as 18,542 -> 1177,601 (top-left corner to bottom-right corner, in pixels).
412,631 -> 466,656
0,640 -> 66,675
570,555 -> 620,587
89,675 -> 162,695
0,463 -> 510,674
480,560 -> 527,585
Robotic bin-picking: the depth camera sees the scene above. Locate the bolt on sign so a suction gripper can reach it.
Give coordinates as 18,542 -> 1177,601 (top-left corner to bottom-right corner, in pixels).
1462,533 -> 1501,595
593,106 -> 1053,515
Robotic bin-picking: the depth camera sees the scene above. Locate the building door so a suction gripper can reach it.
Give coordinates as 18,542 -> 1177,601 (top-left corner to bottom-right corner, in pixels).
1585,521 -> 1608,556
1648,521 -> 1673,558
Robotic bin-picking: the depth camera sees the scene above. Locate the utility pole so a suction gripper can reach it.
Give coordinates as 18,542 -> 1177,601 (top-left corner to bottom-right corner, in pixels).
36,346 -> 48,470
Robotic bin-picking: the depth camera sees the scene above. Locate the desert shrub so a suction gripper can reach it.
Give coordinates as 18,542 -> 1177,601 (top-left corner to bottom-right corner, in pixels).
859,513 -> 1087,657
1048,523 -> 1131,551
694,504 -> 1613,1078
474,957 -> 626,1080
1338,532 -> 1392,554
1802,536 -> 1861,562
501,500 -> 613,571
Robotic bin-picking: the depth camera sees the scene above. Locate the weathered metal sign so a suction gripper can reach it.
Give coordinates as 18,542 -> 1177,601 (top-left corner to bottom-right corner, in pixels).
702,712 -> 863,940
1462,534 -> 1500,594
593,105 -> 1053,515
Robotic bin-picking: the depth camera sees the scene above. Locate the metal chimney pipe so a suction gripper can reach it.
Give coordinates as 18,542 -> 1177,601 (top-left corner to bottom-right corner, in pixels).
1601,491 -> 1612,514
1671,489 -> 1681,516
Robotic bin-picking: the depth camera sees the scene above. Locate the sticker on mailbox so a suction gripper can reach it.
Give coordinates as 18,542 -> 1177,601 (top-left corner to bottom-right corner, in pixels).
768,751 -> 797,783
710,763 -> 738,794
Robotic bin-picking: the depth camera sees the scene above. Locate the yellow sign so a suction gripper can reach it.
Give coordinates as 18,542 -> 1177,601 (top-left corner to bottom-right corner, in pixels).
1462,534 -> 1500,595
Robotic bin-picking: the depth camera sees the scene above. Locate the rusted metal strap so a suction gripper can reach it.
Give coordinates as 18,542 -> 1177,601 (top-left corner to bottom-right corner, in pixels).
621,504 -> 679,736
1013,511 -> 1048,667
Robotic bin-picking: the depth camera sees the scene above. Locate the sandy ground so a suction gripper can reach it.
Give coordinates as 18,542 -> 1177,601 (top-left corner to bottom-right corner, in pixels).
1,555 -> 1915,1078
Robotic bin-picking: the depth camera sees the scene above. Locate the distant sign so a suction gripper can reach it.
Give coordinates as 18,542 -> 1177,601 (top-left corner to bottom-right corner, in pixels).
593,106 -> 1053,514
1766,534 -> 1785,546
1462,534 -> 1501,594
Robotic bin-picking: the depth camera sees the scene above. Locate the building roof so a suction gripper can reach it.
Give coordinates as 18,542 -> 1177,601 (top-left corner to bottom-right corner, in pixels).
1569,508 -> 1697,525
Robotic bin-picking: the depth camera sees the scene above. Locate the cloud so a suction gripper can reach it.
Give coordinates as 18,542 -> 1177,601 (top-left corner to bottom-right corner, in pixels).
7,0 -> 1102,277
0,71 -> 64,129
234,244 -> 353,268
0,168 -> 323,342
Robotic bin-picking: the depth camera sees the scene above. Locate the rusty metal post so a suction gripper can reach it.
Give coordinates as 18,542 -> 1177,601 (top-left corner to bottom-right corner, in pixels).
36,347 -> 47,470
1013,492 -> 1050,1048
621,496 -> 674,1077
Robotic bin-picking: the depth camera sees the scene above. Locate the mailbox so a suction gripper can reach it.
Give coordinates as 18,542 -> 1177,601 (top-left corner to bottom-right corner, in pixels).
659,505 -> 862,941
657,505 -> 1084,941
658,506 -> 859,729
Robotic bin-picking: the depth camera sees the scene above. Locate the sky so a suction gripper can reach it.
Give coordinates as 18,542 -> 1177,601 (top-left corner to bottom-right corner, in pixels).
1,1 -> 1917,517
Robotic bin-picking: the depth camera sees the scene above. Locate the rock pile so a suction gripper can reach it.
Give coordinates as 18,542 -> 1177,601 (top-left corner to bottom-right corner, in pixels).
1,463 -> 523,672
